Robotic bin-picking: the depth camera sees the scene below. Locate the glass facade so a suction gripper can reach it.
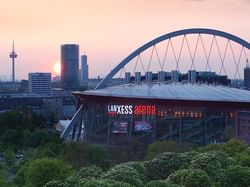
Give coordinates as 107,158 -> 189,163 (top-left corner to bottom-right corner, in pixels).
61,44 -> 79,90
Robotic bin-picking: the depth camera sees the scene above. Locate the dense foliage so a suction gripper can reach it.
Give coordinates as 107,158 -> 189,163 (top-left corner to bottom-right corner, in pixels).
0,110 -> 250,187
25,158 -> 73,187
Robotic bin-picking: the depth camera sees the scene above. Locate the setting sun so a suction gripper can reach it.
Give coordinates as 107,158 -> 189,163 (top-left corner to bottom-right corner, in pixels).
53,61 -> 61,75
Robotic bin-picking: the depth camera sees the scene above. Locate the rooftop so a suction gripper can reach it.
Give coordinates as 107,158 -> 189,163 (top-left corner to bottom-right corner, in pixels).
78,83 -> 250,103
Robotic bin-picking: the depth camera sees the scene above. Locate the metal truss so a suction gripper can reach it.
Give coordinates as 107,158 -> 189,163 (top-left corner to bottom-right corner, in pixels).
97,28 -> 250,89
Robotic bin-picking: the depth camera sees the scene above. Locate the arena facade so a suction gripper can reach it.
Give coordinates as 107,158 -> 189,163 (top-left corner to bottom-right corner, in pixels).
61,82 -> 250,145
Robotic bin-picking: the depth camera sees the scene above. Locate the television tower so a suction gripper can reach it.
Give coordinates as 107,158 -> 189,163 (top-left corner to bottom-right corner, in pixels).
9,41 -> 18,82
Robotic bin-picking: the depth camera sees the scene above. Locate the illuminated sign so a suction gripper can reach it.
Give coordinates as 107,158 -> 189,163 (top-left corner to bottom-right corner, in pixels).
112,121 -> 128,134
134,105 -> 156,115
134,121 -> 152,132
107,105 -> 133,115
107,105 -> 156,116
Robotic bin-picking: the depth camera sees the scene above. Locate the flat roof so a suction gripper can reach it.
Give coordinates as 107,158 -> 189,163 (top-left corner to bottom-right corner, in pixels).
76,83 -> 250,103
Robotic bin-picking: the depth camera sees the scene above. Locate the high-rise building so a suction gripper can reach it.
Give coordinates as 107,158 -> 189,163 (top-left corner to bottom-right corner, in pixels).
28,72 -> 52,95
244,59 -> 250,89
81,54 -> 89,86
61,44 -> 79,90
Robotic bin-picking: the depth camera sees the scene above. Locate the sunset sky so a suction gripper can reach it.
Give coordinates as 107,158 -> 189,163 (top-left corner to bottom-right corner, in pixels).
0,0 -> 250,80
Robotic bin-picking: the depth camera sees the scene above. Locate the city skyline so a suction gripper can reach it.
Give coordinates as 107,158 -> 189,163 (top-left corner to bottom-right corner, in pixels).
0,0 -> 250,81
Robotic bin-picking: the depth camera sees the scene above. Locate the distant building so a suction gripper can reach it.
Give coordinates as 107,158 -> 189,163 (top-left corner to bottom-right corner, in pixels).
43,97 -> 63,119
43,94 -> 76,120
28,73 -> 52,95
80,54 -> 88,86
244,60 -> 250,89
0,94 -> 45,112
0,82 -> 21,93
61,44 -> 79,90
0,88 -> 76,121
20,80 -> 29,93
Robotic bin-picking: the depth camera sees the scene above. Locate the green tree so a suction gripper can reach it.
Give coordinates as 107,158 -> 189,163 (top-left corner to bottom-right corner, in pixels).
62,166 -> 103,187
167,168 -> 211,187
43,180 -> 64,187
27,129 -> 61,148
189,151 -> 235,182
64,143 -> 86,169
27,130 -> 48,147
31,113 -> 45,129
77,165 -> 103,179
14,161 -> 30,187
221,139 -> 248,157
222,165 -> 250,187
22,129 -> 32,148
144,141 -> 194,160
118,161 -> 145,175
5,148 -> 16,167
144,151 -> 198,181
103,164 -> 144,186
84,144 -> 109,167
0,111 -> 23,132
197,143 -> 223,153
0,111 -> 34,133
45,179 -> 134,187
71,178 -> 133,187
0,167 -> 8,186
1,129 -> 23,148
145,180 -> 183,187
25,158 -> 73,187
29,142 -> 65,159
235,147 -> 250,167
65,143 -> 109,169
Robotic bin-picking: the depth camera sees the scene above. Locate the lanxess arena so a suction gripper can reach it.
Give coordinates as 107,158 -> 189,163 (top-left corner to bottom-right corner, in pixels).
62,28 -> 250,145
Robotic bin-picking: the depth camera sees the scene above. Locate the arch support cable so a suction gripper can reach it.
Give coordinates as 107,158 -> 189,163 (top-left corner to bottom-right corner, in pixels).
96,28 -> 250,89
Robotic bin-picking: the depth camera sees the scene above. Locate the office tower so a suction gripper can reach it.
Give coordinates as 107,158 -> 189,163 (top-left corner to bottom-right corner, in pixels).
28,72 -> 52,95
81,54 -> 89,86
61,44 -> 79,90
244,59 -> 250,89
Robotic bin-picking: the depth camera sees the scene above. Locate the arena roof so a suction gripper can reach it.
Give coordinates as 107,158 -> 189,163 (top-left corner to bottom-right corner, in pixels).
78,83 -> 250,103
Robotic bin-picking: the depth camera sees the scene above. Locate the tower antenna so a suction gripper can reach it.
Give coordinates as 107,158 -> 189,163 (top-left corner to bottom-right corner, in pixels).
9,40 -> 18,82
